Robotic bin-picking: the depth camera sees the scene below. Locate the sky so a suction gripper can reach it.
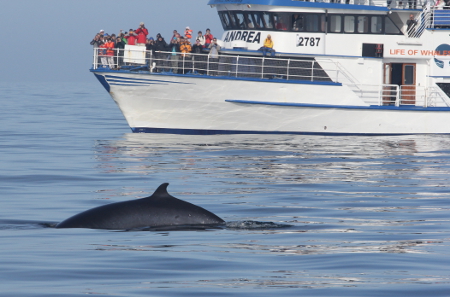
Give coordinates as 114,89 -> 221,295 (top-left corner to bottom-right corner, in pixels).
0,0 -> 223,83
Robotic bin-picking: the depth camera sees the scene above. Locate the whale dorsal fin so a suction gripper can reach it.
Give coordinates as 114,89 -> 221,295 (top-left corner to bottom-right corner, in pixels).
151,183 -> 172,198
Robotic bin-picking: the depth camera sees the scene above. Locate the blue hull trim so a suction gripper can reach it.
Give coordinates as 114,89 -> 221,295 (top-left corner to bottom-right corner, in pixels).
226,99 -> 450,111
131,127 -> 430,136
91,69 -> 341,86
94,73 -> 110,93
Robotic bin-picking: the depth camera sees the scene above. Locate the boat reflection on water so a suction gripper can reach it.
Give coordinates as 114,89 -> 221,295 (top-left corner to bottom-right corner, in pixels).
93,133 -> 447,183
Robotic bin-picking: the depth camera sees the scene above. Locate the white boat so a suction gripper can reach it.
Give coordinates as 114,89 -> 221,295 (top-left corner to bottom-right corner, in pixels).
92,0 -> 450,135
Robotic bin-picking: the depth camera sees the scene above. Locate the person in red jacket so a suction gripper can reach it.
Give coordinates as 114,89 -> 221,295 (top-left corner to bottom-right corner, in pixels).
125,29 -> 138,46
135,22 -> 148,46
204,28 -> 214,48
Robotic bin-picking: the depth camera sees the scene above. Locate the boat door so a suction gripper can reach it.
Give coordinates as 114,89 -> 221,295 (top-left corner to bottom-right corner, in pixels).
383,63 -> 416,105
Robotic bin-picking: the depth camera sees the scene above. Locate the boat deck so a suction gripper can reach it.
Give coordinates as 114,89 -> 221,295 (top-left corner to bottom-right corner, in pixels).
92,48 -> 450,108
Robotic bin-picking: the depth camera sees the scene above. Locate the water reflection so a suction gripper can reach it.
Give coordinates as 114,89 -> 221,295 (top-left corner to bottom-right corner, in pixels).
90,238 -> 444,255
93,134 -> 450,191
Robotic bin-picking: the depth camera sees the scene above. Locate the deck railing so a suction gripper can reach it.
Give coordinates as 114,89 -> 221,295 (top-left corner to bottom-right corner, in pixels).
92,47 -> 340,83
292,0 -> 427,8
347,84 -> 450,107
408,6 -> 450,38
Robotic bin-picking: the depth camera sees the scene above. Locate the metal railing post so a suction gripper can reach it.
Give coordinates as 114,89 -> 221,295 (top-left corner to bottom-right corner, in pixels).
395,85 -> 400,107
261,57 -> 264,79
93,48 -> 97,69
311,60 -> 315,81
287,58 -> 290,80
182,54 -> 185,74
236,56 -> 239,77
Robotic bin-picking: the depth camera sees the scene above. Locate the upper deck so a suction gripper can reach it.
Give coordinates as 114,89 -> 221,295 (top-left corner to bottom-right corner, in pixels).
208,0 -> 428,11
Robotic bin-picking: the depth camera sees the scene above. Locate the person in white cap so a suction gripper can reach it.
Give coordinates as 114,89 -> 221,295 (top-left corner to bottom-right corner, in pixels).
185,26 -> 193,41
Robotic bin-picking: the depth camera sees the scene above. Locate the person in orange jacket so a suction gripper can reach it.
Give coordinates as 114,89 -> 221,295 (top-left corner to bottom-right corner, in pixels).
180,38 -> 192,57
104,37 -> 116,68
184,26 -> 193,41
180,38 -> 193,73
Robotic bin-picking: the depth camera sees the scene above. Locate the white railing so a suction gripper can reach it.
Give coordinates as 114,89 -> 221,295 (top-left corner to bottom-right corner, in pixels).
93,48 -> 341,83
293,0 -> 427,8
426,85 -> 450,106
408,6 -> 450,38
346,84 -> 450,107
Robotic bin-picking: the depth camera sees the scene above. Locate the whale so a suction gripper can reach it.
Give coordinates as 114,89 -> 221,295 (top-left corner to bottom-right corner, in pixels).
56,183 -> 225,230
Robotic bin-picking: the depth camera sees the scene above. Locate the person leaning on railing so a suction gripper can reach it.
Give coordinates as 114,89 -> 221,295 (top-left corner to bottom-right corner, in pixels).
115,33 -> 125,67
208,38 -> 221,76
104,36 -> 115,69
180,38 -> 193,74
169,37 -> 181,74
192,39 -> 206,74
146,37 -> 156,70
90,33 -> 103,65
154,35 -> 168,72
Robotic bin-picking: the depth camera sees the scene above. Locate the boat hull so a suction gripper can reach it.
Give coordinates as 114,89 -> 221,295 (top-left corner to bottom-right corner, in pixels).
94,71 -> 450,135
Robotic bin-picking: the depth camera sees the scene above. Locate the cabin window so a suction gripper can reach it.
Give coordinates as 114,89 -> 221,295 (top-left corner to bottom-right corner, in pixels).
220,12 -> 233,30
329,15 -> 342,33
262,12 -> 274,29
273,13 -> 289,30
234,12 -> 247,29
306,14 -> 320,32
252,13 -> 265,29
245,13 -> 257,29
385,16 -> 401,34
357,16 -> 369,33
292,14 -> 304,31
344,16 -> 355,33
218,11 -> 400,35
371,16 -> 383,33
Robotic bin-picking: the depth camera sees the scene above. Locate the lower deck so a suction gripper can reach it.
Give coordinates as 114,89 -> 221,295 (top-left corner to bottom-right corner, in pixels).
92,47 -> 450,108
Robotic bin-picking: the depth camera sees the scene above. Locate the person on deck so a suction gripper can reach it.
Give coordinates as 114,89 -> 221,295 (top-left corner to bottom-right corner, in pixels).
135,22 -> 149,46
180,38 -> 192,73
125,29 -> 138,45
204,28 -> 214,48
208,38 -> 221,75
192,39 -> 206,74
196,31 -> 205,47
185,26 -> 193,40
90,34 -> 103,49
169,37 -> 181,73
154,35 -> 168,71
180,38 -> 192,56
260,34 -> 276,57
115,34 -> 125,67
104,37 -> 115,69
406,14 -> 417,34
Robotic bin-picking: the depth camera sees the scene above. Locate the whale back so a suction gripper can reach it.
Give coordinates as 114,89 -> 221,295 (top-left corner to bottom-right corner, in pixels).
56,183 -> 224,230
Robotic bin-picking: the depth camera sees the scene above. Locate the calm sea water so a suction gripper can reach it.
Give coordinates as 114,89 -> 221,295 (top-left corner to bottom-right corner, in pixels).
0,81 -> 449,296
